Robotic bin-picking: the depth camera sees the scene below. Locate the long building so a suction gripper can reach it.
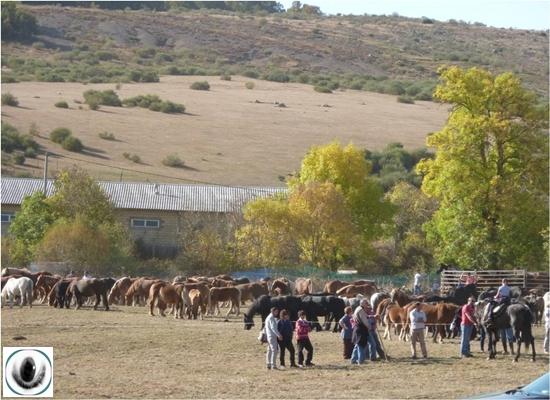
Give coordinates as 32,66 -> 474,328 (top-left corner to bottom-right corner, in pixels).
1,177 -> 285,257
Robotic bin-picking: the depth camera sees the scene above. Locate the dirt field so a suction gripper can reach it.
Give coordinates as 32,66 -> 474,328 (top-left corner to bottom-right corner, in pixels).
1,304 -> 547,399
1,76 -> 448,185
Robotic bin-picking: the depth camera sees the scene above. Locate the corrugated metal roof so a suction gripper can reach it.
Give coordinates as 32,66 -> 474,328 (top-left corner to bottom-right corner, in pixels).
0,177 -> 286,213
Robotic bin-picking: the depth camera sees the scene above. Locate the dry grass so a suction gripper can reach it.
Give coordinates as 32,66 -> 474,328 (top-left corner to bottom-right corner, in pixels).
1,305 -> 548,399
1,77 -> 448,185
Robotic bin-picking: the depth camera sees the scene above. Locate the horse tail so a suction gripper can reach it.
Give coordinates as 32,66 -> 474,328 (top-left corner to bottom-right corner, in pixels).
149,282 -> 162,316
207,288 -> 213,315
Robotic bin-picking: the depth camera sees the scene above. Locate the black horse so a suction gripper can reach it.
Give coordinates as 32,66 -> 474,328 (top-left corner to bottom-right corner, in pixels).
300,295 -> 345,332
425,284 -> 478,305
243,295 -> 302,330
52,279 -> 72,309
71,278 -> 115,311
481,301 -> 535,362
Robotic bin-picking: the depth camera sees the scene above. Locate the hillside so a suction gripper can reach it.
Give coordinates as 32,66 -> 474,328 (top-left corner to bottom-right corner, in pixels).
1,77 -> 447,185
2,5 -> 548,97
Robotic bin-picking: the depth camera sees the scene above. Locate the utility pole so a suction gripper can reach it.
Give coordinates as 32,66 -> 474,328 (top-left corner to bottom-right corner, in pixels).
43,152 -> 49,194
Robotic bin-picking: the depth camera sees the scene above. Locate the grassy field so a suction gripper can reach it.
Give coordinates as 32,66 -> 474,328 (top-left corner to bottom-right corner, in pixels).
1,304 -> 548,399
1,76 -> 448,185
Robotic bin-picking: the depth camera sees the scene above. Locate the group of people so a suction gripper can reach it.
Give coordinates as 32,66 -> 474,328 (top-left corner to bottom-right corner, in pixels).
263,307 -> 314,370
261,278 -> 549,369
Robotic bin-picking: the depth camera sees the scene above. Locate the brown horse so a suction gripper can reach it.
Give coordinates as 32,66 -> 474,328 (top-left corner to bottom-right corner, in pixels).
382,302 -> 408,340
108,277 -> 136,305
182,282 -> 210,315
294,278 -> 314,295
236,282 -> 269,304
208,287 -> 241,317
187,289 -> 205,319
270,278 -> 293,296
390,288 -> 424,307
125,278 -> 161,306
35,275 -> 61,303
336,284 -> 377,298
323,279 -> 348,294
148,282 -> 183,318
401,302 -> 460,342
210,278 -> 235,288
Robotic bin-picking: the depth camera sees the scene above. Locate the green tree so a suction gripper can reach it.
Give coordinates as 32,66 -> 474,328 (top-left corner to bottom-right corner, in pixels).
8,192 -> 55,264
292,141 -> 395,244
386,181 -> 438,271
1,3 -> 37,40
417,67 -> 549,270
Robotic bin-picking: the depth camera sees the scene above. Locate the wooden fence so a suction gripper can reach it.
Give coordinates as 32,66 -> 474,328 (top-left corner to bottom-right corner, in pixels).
441,269 -> 549,292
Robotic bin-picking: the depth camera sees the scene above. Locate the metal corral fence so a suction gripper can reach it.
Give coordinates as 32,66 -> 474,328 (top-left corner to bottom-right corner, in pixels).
441,269 -> 549,292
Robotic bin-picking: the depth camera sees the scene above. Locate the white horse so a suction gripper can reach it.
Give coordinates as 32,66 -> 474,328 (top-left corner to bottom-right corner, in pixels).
1,277 -> 34,308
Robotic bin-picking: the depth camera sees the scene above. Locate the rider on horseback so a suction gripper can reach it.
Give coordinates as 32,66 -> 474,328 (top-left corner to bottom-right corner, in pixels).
487,279 -> 511,323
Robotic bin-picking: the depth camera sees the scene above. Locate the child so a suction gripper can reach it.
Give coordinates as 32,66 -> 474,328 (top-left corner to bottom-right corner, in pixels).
277,309 -> 296,368
296,310 -> 314,367
339,306 -> 353,359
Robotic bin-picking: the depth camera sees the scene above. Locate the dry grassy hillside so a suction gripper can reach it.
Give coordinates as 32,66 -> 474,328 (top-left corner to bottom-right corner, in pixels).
1,76 -> 448,185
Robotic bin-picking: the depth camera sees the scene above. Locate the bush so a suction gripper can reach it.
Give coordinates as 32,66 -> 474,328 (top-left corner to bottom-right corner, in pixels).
13,153 -> 25,165
264,70 -> 290,83
50,127 -> 72,144
1,3 -> 38,40
190,81 -> 210,91
123,152 -> 141,163
61,136 -> 83,152
98,131 -> 115,140
397,95 -> 415,104
162,154 -> 185,168
24,147 -> 37,158
54,100 -> 69,108
314,85 -> 332,93
83,89 -> 121,107
1,92 -> 18,106
1,122 -> 39,154
245,82 -> 255,90
243,70 -> 260,79
160,101 -> 185,114
220,74 -> 231,81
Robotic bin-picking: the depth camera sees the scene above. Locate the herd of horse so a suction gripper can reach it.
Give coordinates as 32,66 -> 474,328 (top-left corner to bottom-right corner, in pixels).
2,267 -> 548,362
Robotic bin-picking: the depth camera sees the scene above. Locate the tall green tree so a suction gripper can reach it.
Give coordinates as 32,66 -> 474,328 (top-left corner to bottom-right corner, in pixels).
291,141 -> 395,243
417,67 -> 549,269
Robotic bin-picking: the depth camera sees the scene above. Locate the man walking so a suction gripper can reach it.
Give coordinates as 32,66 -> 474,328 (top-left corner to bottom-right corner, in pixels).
265,307 -> 282,370
410,302 -> 427,359
460,296 -> 477,358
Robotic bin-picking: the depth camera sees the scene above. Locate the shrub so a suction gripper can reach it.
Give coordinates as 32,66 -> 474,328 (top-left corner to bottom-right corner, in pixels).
162,154 -> 185,168
220,74 -> 231,81
1,92 -> 18,106
314,85 -> 332,93
61,136 -> 83,152
50,127 -> 72,144
264,70 -> 290,83
98,131 -> 115,140
13,153 -> 25,165
83,89 -> 121,107
1,122 -> 39,154
123,152 -> 141,163
54,100 -> 69,108
87,98 -> 100,110
190,81 -> 210,90
243,70 -> 260,79
1,3 -> 38,40
160,101 -> 185,114
24,147 -> 37,158
245,82 -> 255,89
397,95 -> 415,104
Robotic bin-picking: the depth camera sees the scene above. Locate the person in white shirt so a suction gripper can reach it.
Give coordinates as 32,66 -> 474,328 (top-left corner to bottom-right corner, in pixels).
409,302 -> 428,359
413,273 -> 423,295
264,307 -> 282,370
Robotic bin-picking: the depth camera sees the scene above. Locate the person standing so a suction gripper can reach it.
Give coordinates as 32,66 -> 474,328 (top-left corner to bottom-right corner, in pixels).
351,299 -> 370,364
410,302 -> 427,359
265,307 -> 282,370
339,306 -> 354,359
413,272 -> 423,295
296,310 -> 314,367
364,303 -> 385,361
460,296 -> 477,358
277,309 -> 296,368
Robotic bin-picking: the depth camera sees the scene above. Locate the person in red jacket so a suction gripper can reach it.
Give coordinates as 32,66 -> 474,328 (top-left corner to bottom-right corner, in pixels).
295,310 -> 314,368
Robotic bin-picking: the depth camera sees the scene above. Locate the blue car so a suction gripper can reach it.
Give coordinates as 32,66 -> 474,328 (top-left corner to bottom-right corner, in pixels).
469,373 -> 549,399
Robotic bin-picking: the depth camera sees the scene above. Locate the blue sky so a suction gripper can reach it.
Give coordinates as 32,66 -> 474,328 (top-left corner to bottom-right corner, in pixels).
279,0 -> 550,30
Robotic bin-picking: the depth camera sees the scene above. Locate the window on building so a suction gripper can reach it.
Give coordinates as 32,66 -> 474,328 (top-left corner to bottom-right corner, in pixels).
1,213 -> 15,223
131,218 -> 160,229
